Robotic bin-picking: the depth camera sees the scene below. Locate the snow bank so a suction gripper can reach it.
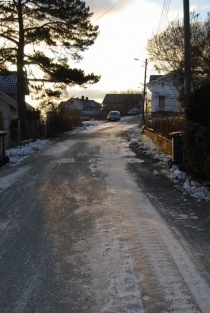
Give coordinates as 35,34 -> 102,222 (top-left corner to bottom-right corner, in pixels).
6,139 -> 51,165
127,127 -> 210,201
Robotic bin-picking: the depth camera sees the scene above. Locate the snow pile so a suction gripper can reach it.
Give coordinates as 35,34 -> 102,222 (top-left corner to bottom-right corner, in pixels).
166,167 -> 210,200
6,139 -> 51,165
4,121 -> 103,166
128,127 -> 210,201
4,120 -> 102,166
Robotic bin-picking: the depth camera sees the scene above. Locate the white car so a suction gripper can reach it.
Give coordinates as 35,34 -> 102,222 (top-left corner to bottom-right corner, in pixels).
128,108 -> 140,116
107,111 -> 121,122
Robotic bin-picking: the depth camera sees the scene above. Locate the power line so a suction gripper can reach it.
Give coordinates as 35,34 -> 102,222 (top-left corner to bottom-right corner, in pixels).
93,0 -> 126,23
157,0 -> 171,34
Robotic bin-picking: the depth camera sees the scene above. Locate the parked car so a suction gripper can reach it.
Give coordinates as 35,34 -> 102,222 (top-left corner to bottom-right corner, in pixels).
128,108 -> 140,116
107,111 -> 121,122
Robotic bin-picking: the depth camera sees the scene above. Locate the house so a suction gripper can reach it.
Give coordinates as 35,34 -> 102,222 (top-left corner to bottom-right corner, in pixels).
0,91 -> 18,148
60,96 -> 104,120
0,72 -> 33,147
147,72 -> 183,114
102,94 -> 143,115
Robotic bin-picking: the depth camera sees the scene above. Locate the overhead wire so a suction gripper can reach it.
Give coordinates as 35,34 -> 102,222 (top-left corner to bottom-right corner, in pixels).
90,0 -> 174,86
157,0 -> 171,34
92,0 -> 126,24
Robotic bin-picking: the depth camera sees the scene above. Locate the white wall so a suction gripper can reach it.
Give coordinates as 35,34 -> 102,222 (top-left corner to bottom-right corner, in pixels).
150,80 -> 182,113
0,94 -> 17,147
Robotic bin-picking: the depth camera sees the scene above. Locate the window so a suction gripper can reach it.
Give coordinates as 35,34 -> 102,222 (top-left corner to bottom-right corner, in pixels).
159,96 -> 165,107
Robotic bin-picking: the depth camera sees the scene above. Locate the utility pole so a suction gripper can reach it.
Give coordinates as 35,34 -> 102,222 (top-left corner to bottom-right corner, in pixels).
142,58 -> 148,121
183,0 -> 192,100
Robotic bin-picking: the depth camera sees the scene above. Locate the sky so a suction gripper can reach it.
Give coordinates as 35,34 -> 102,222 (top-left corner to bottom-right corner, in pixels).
66,0 -> 210,103
2,118 -> 210,201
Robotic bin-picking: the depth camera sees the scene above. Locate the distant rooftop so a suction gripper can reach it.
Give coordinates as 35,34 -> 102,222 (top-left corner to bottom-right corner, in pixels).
103,93 -> 143,104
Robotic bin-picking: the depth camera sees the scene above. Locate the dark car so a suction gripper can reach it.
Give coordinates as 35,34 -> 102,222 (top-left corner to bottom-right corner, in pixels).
128,108 -> 140,116
107,111 -> 121,122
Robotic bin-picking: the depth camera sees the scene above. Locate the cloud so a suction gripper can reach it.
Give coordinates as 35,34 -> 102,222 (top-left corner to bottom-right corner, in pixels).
67,86 -> 107,103
86,0 -> 132,20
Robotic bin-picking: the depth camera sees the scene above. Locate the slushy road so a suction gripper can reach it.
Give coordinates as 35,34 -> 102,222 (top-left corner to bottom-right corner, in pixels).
0,118 -> 210,313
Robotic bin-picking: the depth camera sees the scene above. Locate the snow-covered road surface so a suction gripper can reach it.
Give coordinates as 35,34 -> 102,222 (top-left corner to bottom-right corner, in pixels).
86,124 -> 210,312
0,118 -> 210,312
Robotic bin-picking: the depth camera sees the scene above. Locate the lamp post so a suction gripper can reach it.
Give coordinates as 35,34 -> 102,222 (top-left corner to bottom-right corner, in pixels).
142,59 -> 148,121
134,58 -> 148,122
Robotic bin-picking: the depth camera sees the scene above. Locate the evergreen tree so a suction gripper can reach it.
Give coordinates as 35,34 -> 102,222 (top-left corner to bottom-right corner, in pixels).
0,0 -> 100,139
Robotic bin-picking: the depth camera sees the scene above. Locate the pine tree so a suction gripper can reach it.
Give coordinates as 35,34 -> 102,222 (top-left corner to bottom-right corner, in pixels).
0,0 -> 100,139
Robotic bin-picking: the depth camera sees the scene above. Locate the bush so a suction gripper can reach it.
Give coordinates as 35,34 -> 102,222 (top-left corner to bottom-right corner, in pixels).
47,109 -> 81,137
185,83 -> 210,126
183,123 -> 210,181
183,83 -> 210,181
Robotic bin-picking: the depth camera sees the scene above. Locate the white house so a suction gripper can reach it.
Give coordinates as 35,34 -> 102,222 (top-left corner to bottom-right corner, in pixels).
147,73 -> 183,114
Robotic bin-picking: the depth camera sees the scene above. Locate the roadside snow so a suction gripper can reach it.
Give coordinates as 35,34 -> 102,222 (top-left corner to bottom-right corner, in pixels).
6,139 -> 51,164
126,126 -> 210,201
5,121 -> 102,165
2,119 -> 210,201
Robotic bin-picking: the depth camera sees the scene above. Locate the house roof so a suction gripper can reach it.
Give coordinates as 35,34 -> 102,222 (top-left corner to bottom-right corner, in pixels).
149,75 -> 163,82
147,72 -> 181,89
0,74 -> 17,93
60,97 -> 102,110
102,94 -> 143,105
74,98 -> 101,109
0,72 -> 29,95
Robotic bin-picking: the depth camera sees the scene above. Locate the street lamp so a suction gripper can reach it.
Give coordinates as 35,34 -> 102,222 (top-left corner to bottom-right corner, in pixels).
134,58 -> 148,122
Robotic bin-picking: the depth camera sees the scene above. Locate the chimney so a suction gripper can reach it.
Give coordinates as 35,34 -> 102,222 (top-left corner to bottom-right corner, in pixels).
81,96 -> 84,100
86,97 -> 88,101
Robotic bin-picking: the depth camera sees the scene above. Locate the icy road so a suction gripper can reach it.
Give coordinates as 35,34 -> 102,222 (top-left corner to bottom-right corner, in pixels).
0,117 -> 210,313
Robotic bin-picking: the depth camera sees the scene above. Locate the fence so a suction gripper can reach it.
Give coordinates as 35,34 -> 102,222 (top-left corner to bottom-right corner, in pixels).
9,119 -> 47,147
146,115 -> 184,139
